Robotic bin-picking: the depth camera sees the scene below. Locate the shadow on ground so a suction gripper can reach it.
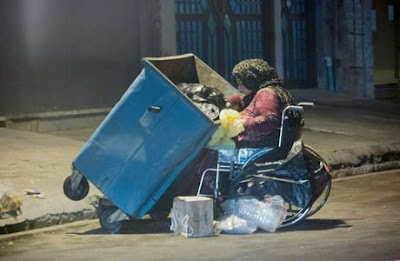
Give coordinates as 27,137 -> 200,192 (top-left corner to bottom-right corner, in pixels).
278,219 -> 352,232
70,218 -> 351,236
71,219 -> 172,235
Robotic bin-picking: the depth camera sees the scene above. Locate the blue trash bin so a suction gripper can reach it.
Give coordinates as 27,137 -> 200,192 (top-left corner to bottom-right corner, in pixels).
64,54 -> 238,220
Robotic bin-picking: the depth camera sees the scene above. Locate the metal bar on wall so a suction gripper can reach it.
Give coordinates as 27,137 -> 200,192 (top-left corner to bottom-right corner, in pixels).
175,0 -> 265,78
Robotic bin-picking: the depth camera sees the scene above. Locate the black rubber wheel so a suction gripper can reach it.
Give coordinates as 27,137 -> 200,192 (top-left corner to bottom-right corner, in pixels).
280,204 -> 310,228
307,179 -> 331,217
148,210 -> 170,221
303,145 -> 332,217
63,175 -> 89,201
98,206 -> 124,234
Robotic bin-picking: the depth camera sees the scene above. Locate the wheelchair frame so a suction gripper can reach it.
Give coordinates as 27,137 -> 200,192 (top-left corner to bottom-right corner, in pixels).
197,102 -> 332,228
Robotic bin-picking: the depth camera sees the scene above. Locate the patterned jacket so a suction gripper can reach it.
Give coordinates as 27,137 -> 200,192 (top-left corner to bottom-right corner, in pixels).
227,88 -> 283,148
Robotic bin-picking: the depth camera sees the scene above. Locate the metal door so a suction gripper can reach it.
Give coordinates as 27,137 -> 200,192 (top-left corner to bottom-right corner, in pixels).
281,0 -> 314,88
175,0 -> 264,81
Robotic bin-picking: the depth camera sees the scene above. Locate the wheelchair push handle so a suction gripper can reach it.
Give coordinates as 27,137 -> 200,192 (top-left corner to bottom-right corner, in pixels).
297,102 -> 315,107
278,102 -> 314,148
281,102 -> 315,119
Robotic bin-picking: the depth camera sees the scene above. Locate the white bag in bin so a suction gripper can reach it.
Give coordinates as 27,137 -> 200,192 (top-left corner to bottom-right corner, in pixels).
221,195 -> 287,232
216,215 -> 257,234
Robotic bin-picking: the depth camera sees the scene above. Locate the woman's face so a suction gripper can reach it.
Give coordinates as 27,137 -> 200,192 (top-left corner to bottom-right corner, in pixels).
238,84 -> 252,95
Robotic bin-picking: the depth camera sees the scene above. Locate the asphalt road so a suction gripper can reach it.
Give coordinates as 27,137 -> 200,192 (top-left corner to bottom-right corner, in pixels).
0,170 -> 399,261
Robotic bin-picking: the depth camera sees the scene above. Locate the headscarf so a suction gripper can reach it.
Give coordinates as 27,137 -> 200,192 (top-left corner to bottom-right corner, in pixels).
232,59 -> 301,124
232,59 -> 283,108
232,59 -> 281,91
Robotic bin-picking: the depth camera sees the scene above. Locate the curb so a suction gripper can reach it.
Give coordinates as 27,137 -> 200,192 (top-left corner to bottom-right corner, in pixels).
331,160 -> 400,178
320,143 -> 400,177
0,209 -> 96,235
0,219 -> 99,243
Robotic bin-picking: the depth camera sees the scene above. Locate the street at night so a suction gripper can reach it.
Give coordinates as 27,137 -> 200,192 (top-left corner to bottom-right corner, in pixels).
1,1 -> 400,260
1,170 -> 399,261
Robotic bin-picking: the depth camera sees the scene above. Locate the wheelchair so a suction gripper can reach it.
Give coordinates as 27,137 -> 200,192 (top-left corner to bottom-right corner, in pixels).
196,103 -> 332,228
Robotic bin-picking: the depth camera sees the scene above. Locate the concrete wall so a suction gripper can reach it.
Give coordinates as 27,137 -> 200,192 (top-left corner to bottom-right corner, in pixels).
314,0 -> 334,91
372,0 -> 398,85
314,0 -> 375,98
273,0 -> 283,79
0,0 -> 175,117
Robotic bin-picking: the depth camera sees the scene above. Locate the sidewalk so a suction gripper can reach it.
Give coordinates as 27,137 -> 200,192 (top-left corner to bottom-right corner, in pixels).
1,88 -> 400,235
0,129 -> 99,233
291,89 -> 400,176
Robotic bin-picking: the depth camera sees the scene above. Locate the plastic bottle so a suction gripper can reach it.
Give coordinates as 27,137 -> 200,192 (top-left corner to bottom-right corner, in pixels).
231,196 -> 287,232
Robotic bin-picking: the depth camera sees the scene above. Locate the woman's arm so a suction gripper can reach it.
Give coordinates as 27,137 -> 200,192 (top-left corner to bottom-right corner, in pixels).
226,93 -> 245,110
239,89 -> 282,140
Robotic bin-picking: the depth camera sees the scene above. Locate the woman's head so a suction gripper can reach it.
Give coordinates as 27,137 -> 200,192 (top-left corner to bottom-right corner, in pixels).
232,59 -> 280,93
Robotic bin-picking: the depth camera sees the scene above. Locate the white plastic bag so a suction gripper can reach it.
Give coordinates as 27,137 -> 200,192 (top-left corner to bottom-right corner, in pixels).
221,196 -> 287,233
215,215 -> 257,235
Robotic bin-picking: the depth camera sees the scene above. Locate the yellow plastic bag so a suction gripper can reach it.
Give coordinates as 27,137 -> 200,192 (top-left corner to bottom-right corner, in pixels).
215,138 -> 236,150
219,109 -> 244,138
206,134 -> 236,150
220,109 -> 241,129
206,127 -> 224,148
225,118 -> 244,138
206,109 -> 244,150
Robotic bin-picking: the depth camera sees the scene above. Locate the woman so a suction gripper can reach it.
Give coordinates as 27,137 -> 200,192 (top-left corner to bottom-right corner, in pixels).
228,59 -> 300,147
176,59 -> 299,196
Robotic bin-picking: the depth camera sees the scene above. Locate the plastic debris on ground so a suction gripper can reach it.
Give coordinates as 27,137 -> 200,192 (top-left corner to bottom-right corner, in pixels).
25,189 -> 46,199
215,215 -> 257,235
219,195 -> 287,233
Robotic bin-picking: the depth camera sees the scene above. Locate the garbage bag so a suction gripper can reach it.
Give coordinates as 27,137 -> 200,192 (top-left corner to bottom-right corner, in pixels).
177,83 -> 239,120
206,127 -> 237,150
206,109 -> 244,150
229,140 -> 312,208
205,127 -> 224,148
219,109 -> 244,138
219,109 -> 240,129
221,195 -> 287,232
215,215 -> 257,235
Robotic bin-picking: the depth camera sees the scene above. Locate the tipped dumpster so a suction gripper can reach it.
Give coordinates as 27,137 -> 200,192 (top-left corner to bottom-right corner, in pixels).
63,53 -> 237,233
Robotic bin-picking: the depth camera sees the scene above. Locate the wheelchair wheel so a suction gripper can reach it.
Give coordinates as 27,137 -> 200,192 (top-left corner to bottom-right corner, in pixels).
307,179 -> 331,217
303,145 -> 332,217
280,203 -> 310,228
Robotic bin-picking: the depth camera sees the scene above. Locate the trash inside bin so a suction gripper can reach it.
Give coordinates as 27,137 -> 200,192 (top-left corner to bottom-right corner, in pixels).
176,83 -> 239,120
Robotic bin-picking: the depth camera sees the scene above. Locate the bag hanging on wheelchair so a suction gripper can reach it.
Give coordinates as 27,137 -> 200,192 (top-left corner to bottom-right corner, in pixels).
229,140 -> 330,209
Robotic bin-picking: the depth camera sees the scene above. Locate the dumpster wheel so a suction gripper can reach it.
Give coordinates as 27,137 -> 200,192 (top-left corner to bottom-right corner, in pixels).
98,206 -> 124,234
63,175 -> 89,201
149,210 -> 170,221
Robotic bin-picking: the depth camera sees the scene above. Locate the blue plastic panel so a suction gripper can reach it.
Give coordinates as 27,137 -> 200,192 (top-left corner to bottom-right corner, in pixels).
73,62 -> 217,217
